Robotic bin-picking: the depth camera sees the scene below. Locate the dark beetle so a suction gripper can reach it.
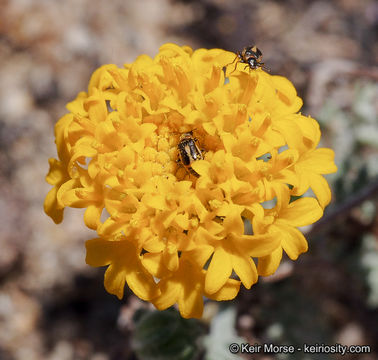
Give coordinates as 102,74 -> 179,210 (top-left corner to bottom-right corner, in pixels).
176,131 -> 204,177
226,45 -> 269,74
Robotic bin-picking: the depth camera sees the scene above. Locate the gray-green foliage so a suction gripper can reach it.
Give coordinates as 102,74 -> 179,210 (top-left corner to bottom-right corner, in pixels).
318,81 -> 378,181
132,308 -> 204,360
361,234 -> 378,308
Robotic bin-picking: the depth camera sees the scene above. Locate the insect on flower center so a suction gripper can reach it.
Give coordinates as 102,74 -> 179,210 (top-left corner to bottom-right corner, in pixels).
176,130 -> 205,179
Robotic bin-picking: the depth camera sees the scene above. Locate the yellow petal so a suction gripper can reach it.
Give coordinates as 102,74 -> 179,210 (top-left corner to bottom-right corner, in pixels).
85,89 -> 107,122
84,204 -> 103,230
88,65 -> 116,92
173,213 -> 189,230
159,43 -> 191,59
291,168 -> 310,196
163,242 -> 179,272
66,95 -> 87,117
309,174 -> 332,208
143,236 -> 165,253
280,225 -> 308,260
45,158 -> 67,185
153,277 -> 181,310
207,278 -> 240,301
181,246 -> 213,268
56,179 -> 81,208
293,115 -> 320,149
222,208 -> 244,235
86,238 -> 159,300
279,198 -> 323,227
300,148 -> 338,174
271,182 -> 291,212
271,76 -> 298,105
230,248 -> 257,289
232,233 -> 281,257
195,226 -> 222,245
205,246 -> 232,294
125,264 -> 160,301
142,252 -> 170,278
85,238 -> 117,267
179,262 -> 204,319
61,188 -> 93,208
191,160 -> 210,177
104,262 -> 127,299
257,247 -> 283,276
70,143 -> 97,163
179,288 -> 203,319
273,118 -> 303,150
141,194 -> 167,210
44,186 -> 64,223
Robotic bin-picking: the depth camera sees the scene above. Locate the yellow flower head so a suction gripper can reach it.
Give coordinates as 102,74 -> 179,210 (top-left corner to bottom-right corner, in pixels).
44,43 -> 337,318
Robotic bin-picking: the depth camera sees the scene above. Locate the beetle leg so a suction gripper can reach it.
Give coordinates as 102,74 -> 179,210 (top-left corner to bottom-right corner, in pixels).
231,59 -> 240,75
261,63 -> 270,72
224,54 -> 239,75
224,54 -> 237,68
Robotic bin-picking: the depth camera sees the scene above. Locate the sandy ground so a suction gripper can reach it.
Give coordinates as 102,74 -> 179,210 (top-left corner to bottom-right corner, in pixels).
0,0 -> 377,359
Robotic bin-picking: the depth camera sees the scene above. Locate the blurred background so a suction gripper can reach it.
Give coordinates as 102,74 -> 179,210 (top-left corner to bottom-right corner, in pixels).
0,0 -> 377,359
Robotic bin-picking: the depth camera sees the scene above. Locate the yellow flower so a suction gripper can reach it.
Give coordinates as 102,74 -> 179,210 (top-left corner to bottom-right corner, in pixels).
253,184 -> 323,276
45,43 -> 337,318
